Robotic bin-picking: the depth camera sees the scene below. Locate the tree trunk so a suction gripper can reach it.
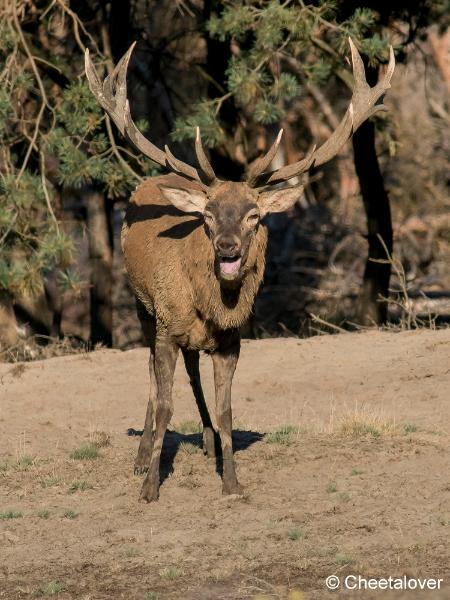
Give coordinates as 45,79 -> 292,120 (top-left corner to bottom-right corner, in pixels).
352,118 -> 393,325
203,0 -> 243,180
108,0 -> 131,62
86,189 -> 113,346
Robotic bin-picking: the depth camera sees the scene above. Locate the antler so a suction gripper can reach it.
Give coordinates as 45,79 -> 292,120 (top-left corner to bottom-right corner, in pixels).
85,44 -> 217,186
246,129 -> 284,186
250,38 -> 395,187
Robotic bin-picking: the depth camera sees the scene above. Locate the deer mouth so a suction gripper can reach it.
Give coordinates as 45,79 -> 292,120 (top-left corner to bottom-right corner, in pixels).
219,255 -> 242,277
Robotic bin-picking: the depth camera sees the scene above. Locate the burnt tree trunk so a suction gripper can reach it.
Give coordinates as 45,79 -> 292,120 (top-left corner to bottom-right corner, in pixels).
204,0 -> 243,181
351,59 -> 393,326
352,118 -> 393,325
86,189 -> 113,346
108,0 -> 131,62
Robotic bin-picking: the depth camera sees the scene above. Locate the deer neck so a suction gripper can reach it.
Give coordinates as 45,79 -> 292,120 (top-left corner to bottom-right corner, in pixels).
185,226 -> 268,330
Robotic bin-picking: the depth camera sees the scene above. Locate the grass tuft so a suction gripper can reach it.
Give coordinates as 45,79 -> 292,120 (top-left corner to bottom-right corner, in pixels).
40,476 -> 61,488
63,510 -> 78,519
16,455 -> 34,470
351,468 -> 364,476
327,402 -> 395,439
339,420 -> 382,439
288,528 -> 305,541
326,482 -> 337,493
159,566 -> 184,580
0,510 -> 23,520
179,441 -> 200,455
69,443 -> 98,460
38,581 -> 65,595
123,546 -> 141,558
335,553 -> 354,566
90,430 -> 111,448
68,480 -> 94,494
38,509 -> 50,519
265,425 -> 300,446
175,420 -> 201,435
338,492 -> 351,503
404,423 -> 418,433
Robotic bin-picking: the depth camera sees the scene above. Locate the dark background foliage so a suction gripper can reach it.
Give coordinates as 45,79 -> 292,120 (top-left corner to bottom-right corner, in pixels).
1,0 -> 449,358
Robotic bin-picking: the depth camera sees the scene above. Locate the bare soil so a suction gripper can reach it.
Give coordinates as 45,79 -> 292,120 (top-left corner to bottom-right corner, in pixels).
1,328 -> 450,599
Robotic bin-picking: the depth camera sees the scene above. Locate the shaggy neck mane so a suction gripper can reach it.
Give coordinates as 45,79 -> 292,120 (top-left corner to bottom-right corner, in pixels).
184,226 -> 267,330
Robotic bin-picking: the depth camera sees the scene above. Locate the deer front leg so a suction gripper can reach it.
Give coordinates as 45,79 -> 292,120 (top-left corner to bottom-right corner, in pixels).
211,336 -> 242,496
182,348 -> 216,458
140,331 -> 178,503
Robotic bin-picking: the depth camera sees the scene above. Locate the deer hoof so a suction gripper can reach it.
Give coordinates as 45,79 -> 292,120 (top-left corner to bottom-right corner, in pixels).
140,480 -> 159,503
222,482 -> 244,496
202,444 -> 216,459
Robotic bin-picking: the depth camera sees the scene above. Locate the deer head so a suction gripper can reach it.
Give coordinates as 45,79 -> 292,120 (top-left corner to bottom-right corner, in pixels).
85,40 -> 394,283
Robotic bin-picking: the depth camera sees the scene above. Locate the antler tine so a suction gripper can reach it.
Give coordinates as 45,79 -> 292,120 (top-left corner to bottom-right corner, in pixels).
86,44 -> 210,184
195,127 -> 217,183
85,47 -> 131,137
102,42 -> 135,122
246,129 -> 284,186
257,144 -> 316,187
164,144 -> 202,183
252,38 -> 395,187
85,48 -> 121,134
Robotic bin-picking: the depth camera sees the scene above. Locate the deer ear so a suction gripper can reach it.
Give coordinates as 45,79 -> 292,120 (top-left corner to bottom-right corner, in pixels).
258,186 -> 304,217
159,185 -> 207,214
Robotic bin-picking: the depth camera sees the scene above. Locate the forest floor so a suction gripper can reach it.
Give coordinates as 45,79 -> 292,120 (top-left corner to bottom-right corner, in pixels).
1,328 -> 450,599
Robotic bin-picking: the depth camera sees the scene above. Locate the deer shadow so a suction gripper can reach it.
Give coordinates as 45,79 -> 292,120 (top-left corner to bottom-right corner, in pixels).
127,427 -> 264,485
125,201 -> 203,239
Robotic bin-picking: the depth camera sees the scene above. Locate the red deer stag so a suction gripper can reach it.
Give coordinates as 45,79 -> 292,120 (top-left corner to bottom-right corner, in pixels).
85,39 -> 394,502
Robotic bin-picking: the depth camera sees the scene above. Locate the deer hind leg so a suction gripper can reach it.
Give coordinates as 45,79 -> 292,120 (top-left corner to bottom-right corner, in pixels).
134,300 -> 157,474
140,328 -> 178,503
212,335 -> 242,496
182,348 -> 216,458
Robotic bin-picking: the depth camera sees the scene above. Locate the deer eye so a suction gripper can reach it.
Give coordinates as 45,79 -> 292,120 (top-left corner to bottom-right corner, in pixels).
246,210 -> 260,227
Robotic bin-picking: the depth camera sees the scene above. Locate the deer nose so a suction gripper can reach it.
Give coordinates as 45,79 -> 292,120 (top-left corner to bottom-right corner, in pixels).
216,236 -> 240,256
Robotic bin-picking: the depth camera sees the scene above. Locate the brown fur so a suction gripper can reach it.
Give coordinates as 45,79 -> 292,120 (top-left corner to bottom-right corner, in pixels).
122,173 -> 268,351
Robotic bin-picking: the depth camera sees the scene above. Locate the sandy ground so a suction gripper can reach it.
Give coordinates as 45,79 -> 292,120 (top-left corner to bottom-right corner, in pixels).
1,328 -> 450,599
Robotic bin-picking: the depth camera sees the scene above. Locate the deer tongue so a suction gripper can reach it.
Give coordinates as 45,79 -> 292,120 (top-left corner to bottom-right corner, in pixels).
219,256 -> 242,275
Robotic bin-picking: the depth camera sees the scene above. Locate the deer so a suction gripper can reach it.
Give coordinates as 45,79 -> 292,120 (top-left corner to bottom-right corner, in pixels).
85,39 -> 394,502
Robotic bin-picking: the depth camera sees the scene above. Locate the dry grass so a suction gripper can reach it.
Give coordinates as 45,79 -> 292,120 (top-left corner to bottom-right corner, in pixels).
68,480 -> 94,494
323,401 -> 396,439
159,566 -> 184,580
179,441 -> 200,455
173,420 -> 202,435
0,335 -> 98,363
89,430 -> 111,448
374,235 -> 438,331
